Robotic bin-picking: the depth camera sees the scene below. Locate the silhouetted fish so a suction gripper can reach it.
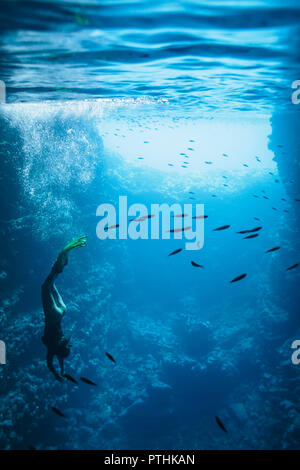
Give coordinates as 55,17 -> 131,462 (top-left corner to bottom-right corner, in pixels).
51,407 -> 66,418
254,217 -> 260,221
168,248 -> 183,256
192,215 -> 208,219
172,214 -> 188,218
64,373 -> 78,385
286,263 -> 299,271
106,352 -> 116,364
167,226 -> 191,233
265,246 -> 280,253
104,224 -> 119,231
215,416 -> 227,433
214,225 -> 230,231
230,273 -> 247,283
189,191 -> 195,195
131,215 -> 154,222
80,377 -> 97,386
237,226 -> 262,234
243,234 -> 259,239
191,261 -> 204,268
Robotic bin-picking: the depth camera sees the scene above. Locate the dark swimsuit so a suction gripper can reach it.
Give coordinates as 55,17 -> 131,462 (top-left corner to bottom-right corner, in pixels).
41,261 -> 65,355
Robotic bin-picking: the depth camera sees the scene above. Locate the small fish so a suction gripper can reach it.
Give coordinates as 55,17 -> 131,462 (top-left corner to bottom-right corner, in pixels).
63,373 -> 78,385
254,217 -> 260,221
51,407 -> 66,418
172,214 -> 188,218
243,234 -> 259,239
265,246 -> 280,253
131,215 -> 154,222
168,163 -> 174,166
168,248 -> 183,256
263,196 -> 269,200
286,263 -> 299,271
256,156 -> 261,162
106,352 -> 116,364
192,215 -> 208,219
204,161 -> 213,164
104,224 -> 119,231
243,164 -> 248,167
237,226 -> 262,234
230,273 -> 247,283
189,191 -> 195,195
167,226 -> 191,233
80,377 -> 97,386
214,225 -> 230,231
215,416 -> 227,433
191,261 -> 204,268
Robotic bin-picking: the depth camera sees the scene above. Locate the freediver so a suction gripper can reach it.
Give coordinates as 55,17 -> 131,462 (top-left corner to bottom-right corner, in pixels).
41,236 -> 87,381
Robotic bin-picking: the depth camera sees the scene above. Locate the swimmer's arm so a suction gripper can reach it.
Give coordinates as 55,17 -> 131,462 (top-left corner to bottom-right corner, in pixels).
55,236 -> 87,272
47,351 -> 63,382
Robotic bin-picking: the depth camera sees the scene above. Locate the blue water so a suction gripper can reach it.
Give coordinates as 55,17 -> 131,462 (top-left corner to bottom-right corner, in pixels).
1,0 -> 300,450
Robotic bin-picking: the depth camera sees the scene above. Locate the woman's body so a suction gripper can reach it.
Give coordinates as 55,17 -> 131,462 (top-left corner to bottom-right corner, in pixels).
41,236 -> 87,381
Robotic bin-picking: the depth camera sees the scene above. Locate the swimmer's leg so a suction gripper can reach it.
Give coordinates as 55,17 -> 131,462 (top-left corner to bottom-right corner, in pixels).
52,283 -> 66,312
42,236 -> 87,312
